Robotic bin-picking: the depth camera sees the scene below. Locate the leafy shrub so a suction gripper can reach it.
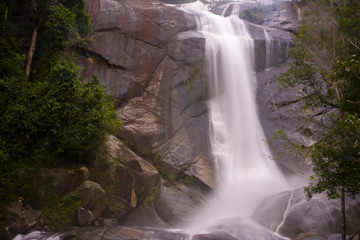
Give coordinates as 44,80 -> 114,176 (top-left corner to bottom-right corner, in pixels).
0,58 -> 119,207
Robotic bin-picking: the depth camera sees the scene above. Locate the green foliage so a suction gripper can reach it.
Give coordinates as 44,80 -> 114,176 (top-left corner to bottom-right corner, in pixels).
0,59 -> 119,208
140,186 -> 160,208
305,114 -> 360,199
279,1 -> 341,110
44,4 -> 77,47
33,3 -> 78,80
42,195 -> 80,227
0,0 -> 120,219
153,153 -> 176,182
278,0 -> 360,202
334,52 -> 360,114
187,62 -> 204,94
152,153 -> 197,185
59,0 -> 92,35
40,175 -> 81,226
0,59 -> 119,167
278,34 -> 328,108
337,2 -> 360,43
89,142 -> 116,195
279,0 -> 360,116
0,2 -> 26,79
276,4 -> 360,237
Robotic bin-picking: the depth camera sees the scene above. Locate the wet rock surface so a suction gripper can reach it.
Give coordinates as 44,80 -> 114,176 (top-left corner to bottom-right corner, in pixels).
80,0 -> 313,231
0,201 -> 44,240
253,188 -> 360,238
211,1 -> 299,33
81,0 -> 192,104
66,218 -> 286,239
77,207 -> 95,226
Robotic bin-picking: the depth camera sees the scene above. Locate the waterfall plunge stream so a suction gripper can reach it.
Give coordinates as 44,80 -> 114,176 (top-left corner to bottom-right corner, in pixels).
181,1 -> 289,236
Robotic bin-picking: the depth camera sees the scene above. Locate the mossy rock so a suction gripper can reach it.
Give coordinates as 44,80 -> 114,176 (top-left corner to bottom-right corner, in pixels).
68,180 -> 108,219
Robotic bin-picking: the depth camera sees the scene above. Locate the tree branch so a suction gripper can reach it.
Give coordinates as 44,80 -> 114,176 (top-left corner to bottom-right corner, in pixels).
349,38 -> 360,50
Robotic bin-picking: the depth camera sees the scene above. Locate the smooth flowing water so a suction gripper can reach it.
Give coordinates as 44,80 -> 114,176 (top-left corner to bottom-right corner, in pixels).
181,1 -> 289,232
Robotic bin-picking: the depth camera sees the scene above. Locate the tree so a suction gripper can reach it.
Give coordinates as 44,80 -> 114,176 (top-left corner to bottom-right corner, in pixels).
278,1 -> 360,239
59,0 -> 91,35
304,115 -> 360,240
23,0 -> 90,82
0,0 -> 119,213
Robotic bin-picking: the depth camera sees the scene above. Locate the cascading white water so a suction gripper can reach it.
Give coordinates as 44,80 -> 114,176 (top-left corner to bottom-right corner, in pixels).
13,2 -> 302,240
181,1 -> 289,232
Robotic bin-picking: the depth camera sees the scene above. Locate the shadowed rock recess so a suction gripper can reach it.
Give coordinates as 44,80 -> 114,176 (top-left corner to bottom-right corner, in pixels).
7,0 -> 360,239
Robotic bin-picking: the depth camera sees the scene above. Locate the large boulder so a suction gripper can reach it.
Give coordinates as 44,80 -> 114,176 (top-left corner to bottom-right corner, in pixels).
0,201 -> 44,240
47,166 -> 89,198
123,205 -> 170,228
108,135 -> 161,201
78,207 -> 95,226
154,182 -> 199,226
253,188 -> 360,238
98,135 -> 161,220
70,180 -> 108,219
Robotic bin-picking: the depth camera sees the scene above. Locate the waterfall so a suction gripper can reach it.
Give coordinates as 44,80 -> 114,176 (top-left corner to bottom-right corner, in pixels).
13,2 -> 293,239
181,1 -> 289,233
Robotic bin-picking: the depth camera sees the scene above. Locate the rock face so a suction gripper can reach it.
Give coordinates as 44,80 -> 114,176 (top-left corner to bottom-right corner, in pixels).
70,0 -> 356,237
6,1 -> 359,239
81,0 -> 195,104
81,0 -> 214,227
78,0 -> 310,230
211,1 -> 299,33
101,135 -> 161,220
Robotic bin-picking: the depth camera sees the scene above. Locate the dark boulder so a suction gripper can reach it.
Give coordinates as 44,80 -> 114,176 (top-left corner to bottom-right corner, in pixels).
0,201 -> 44,240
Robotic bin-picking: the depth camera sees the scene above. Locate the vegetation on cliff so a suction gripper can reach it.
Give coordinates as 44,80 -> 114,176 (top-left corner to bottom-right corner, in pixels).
0,0 -> 119,219
279,0 -> 360,238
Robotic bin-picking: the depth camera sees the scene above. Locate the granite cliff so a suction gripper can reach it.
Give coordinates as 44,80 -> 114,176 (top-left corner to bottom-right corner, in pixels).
4,1 -> 360,239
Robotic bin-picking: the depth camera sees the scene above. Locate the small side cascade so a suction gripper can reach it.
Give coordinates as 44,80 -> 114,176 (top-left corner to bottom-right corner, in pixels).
276,190 -> 294,233
221,4 -> 231,16
230,4 -> 241,17
263,28 -> 273,68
